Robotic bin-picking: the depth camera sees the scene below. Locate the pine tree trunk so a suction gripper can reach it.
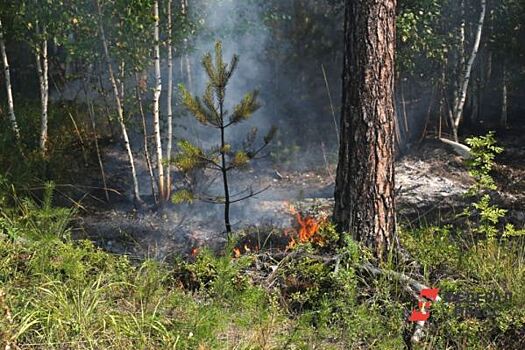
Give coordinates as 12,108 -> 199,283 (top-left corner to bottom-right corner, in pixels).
96,0 -> 142,203
0,20 -> 21,143
153,0 -> 165,202
334,0 -> 397,261
451,0 -> 486,142
219,100 -> 231,234
165,0 -> 174,201
35,23 -> 49,156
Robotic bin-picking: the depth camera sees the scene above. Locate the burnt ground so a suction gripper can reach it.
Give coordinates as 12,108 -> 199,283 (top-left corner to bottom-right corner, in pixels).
72,131 -> 525,260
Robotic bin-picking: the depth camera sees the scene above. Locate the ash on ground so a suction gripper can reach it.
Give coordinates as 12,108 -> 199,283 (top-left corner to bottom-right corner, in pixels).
74,137 -> 525,260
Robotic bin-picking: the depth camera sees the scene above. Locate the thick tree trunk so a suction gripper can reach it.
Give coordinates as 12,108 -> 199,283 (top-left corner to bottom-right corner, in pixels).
35,23 -> 49,156
152,0 -> 165,202
0,20 -> 21,143
450,0 -> 486,142
334,0 -> 397,261
96,0 -> 142,203
166,0 -> 174,201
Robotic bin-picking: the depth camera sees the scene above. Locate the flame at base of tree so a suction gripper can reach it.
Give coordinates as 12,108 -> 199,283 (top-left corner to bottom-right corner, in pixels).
285,205 -> 326,249
230,204 -> 328,258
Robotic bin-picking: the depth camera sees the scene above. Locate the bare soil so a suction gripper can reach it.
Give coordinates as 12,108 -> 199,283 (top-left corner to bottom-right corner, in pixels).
73,132 -> 525,260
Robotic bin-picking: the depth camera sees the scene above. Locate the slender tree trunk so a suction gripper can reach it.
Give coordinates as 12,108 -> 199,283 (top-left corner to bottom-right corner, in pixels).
35,23 -> 49,156
180,0 -> 193,91
165,0 -> 174,201
218,94 -> 231,233
83,79 -> 109,202
152,0 -> 165,202
0,20 -> 21,143
96,0 -> 142,203
451,0 -> 486,142
334,0 -> 397,260
135,74 -> 158,204
500,61 -> 508,128
97,73 -> 116,137
401,78 -> 409,139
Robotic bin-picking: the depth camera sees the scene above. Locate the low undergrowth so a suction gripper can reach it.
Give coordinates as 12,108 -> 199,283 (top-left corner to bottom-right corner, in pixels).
1,133 -> 524,349
2,209 -> 524,349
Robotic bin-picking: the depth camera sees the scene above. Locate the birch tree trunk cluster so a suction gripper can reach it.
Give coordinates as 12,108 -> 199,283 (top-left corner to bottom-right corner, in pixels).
449,0 -> 487,142
0,0 -> 194,206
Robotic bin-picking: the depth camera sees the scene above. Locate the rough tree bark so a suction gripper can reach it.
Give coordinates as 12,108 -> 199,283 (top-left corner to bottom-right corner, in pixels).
334,0 -> 397,261
165,0 -> 174,201
96,0 -> 142,203
152,0 -> 165,201
450,0 -> 486,142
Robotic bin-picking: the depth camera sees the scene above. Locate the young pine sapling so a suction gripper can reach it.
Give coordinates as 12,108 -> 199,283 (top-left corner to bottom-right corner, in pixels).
174,41 -> 276,233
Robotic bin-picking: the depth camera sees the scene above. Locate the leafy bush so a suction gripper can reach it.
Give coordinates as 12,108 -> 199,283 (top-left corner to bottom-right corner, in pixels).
463,132 -> 525,240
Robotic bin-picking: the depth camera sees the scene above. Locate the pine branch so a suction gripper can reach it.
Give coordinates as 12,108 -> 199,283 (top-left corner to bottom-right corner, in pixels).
228,90 -> 261,125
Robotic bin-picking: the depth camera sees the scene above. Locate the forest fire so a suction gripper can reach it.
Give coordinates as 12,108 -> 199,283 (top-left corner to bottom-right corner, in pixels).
285,205 -> 326,249
191,247 -> 199,257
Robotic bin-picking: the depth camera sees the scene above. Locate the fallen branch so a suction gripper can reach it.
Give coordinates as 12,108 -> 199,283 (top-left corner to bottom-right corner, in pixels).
439,137 -> 471,158
260,249 -> 439,344
360,262 -> 441,343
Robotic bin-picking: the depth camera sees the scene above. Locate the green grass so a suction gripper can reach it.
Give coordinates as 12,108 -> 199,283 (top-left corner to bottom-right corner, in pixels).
1,201 -> 525,349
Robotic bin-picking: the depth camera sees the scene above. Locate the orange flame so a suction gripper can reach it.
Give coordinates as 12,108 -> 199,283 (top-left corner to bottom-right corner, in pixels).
295,212 -> 321,243
286,206 -> 326,249
233,247 -> 241,258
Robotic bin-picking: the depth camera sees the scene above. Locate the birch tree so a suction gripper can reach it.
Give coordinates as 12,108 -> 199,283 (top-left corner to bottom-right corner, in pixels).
0,18 -> 21,143
95,0 -> 149,203
34,22 -> 49,155
449,0 -> 486,142
165,0 -> 174,201
152,0 -> 165,201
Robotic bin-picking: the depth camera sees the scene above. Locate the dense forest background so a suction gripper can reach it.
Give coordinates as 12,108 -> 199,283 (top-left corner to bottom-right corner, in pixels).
2,0 -> 524,166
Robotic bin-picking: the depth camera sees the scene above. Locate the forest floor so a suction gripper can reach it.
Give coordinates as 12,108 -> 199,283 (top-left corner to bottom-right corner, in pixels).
73,129 -> 525,260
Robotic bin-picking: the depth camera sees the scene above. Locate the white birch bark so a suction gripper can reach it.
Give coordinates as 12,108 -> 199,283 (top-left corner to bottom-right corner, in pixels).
451,0 -> 486,141
153,0 -> 165,201
165,0 -> 174,201
96,0 -> 142,203
35,23 -> 49,155
181,0 -> 193,91
0,19 -> 20,142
